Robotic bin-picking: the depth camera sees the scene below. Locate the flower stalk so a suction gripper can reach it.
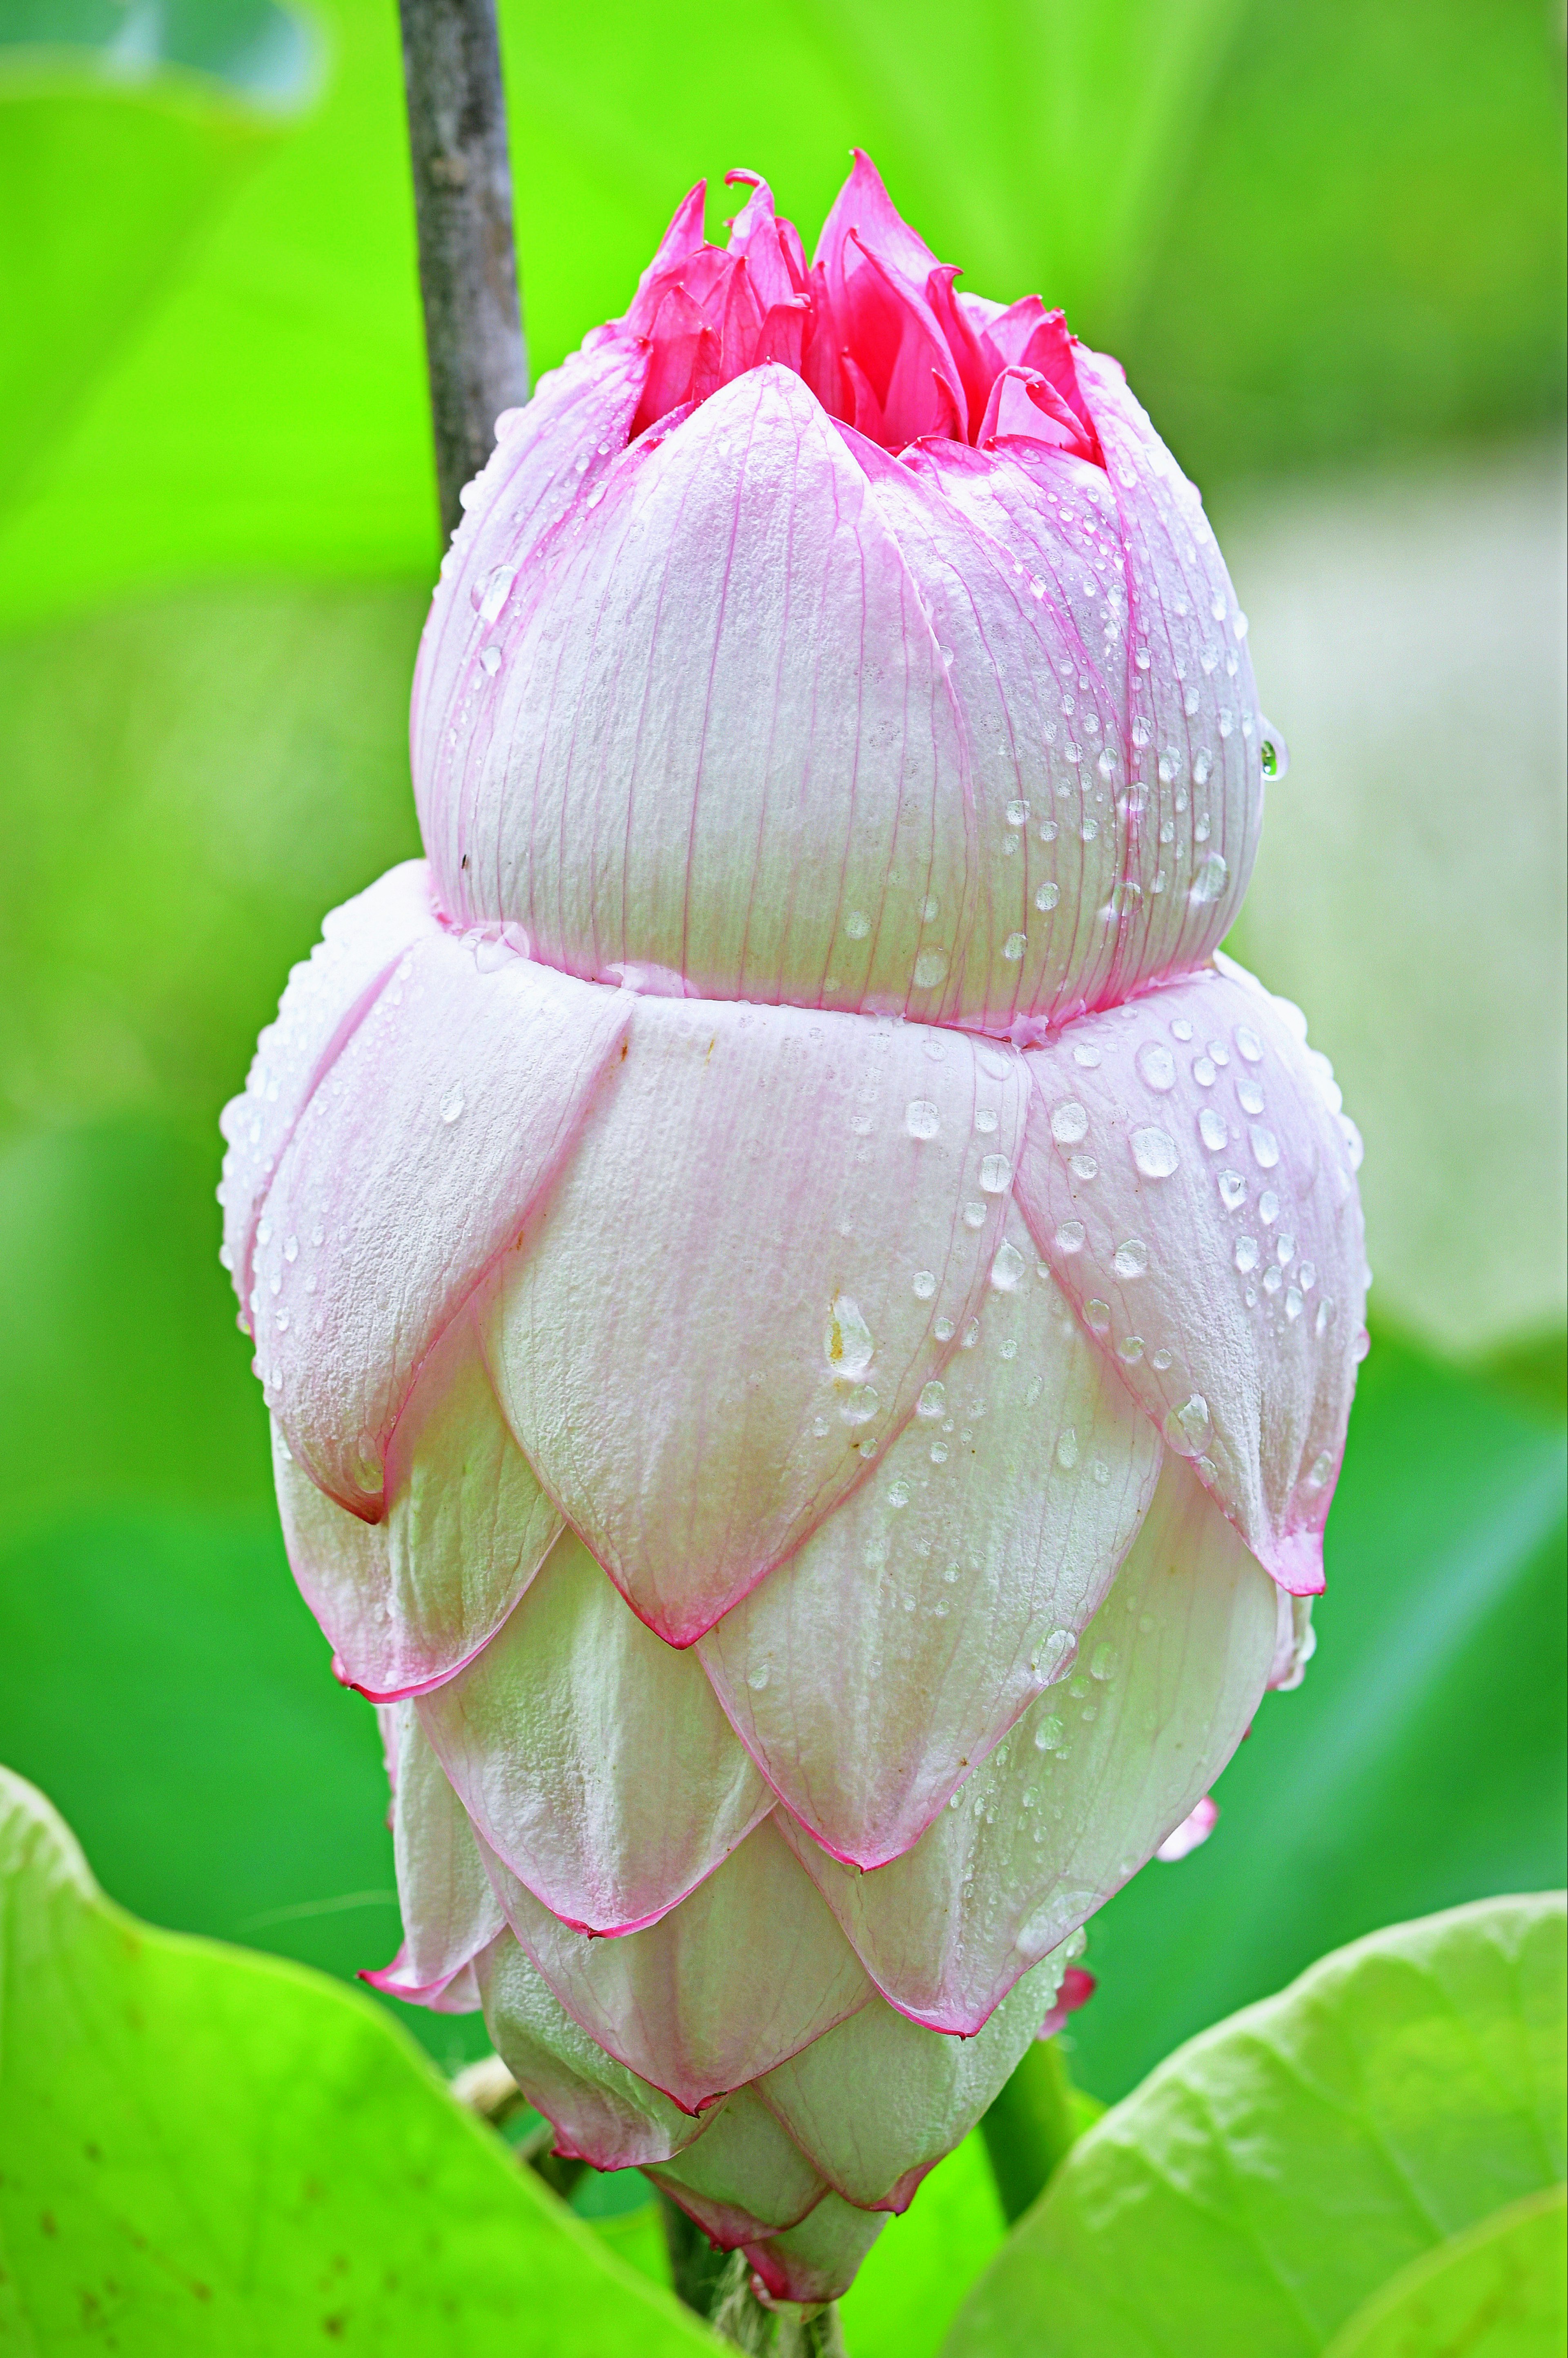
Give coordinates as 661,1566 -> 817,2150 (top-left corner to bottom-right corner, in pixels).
396,0 -> 528,542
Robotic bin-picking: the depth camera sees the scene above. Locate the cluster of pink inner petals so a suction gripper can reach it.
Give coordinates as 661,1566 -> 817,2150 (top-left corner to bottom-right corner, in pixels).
623,152 -> 1103,464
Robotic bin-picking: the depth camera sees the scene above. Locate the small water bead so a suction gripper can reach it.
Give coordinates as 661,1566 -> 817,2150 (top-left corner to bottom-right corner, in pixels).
1218,1169 -> 1246,1209
1079,819 -> 1098,844
441,1084 -> 466,1124
934,1314 -> 956,1341
1052,1101 -> 1089,1146
283,1235 -> 298,1264
906,1099 -> 940,1141
812,1414 -> 831,1438
1084,1299 -> 1112,1334
1112,1237 -> 1149,1279
849,1112 -> 873,1137
1354,1325 -> 1372,1363
258,1218 -> 272,1247
1069,1153 -> 1098,1180
916,1380 -> 947,1420
1170,1018 -> 1194,1043
1056,1428 -> 1080,1469
479,644 -> 503,677
747,1663 -> 771,1692
1073,1043 -> 1103,1069
1007,799 -> 1031,827
991,1241 -> 1027,1292
1089,1645 -> 1116,1682
1235,1236 -> 1260,1273
961,1318 -> 981,1350
825,1294 -> 875,1380
1192,751 -> 1213,788
1237,1076 -> 1265,1116
841,1384 -> 880,1426
1259,1189 -> 1280,1224
1194,1057 -> 1217,1088
1131,1126 -> 1180,1179
1189,851 -> 1229,906
1305,1450 -> 1334,1491
1002,932 -> 1028,962
1055,1218 -> 1086,1253
1250,1125 -> 1280,1170
912,1269 -> 938,1301
913,947 -> 949,989
1276,1234 -> 1296,1267
1034,1716 -> 1065,1752
887,1480 -> 911,1509
1285,1288 -> 1304,1320
1164,1393 -> 1212,1455
1136,1042 -> 1176,1092
1259,725 -> 1290,781
1118,1335 -> 1146,1363
930,1441 -> 949,1463
1299,1261 -> 1317,1291
1234,1025 -> 1263,1063
844,909 -> 871,941
1263,1264 -> 1283,1297
1194,1106 -> 1229,1156
962,1200 -> 987,1230
1000,1336 -> 1019,1360
980,1154 -> 1013,1194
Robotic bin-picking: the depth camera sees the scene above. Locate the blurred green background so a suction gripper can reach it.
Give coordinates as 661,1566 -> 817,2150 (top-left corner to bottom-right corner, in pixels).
0,0 -> 1563,2106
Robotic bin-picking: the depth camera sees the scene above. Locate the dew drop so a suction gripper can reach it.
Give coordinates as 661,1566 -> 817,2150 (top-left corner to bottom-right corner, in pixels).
441,1084 -> 466,1124
1131,1126 -> 1180,1179
1002,931 -> 1027,962
913,1269 -> 937,1301
991,1241 -> 1027,1292
906,1099 -> 940,1141
962,1200 -> 986,1229
1189,851 -> 1229,906
1250,1124 -> 1280,1170
917,1380 -> 947,1419
1055,1219 -> 1085,1253
1112,1237 -> 1149,1279
1260,724 -> 1290,781
1198,1107 -> 1228,1152
913,947 -> 949,989
980,1153 -> 1013,1195
1234,1025 -> 1264,1063
1056,1428 -> 1080,1469
1235,1236 -> 1259,1273
1218,1169 -> 1246,1209
1136,1042 -> 1176,1092
825,1294 -> 874,1379
1164,1393 -> 1212,1456
841,1384 -> 880,1426
1084,1299 -> 1111,1334
1051,1101 -> 1089,1146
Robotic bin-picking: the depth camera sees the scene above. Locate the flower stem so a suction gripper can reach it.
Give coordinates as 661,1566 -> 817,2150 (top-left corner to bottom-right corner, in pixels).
658,2199 -> 844,2353
396,0 -> 528,543
980,2036 -> 1080,2223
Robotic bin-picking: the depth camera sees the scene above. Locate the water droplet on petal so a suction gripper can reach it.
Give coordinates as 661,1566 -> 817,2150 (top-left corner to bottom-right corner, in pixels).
1136,1042 -> 1176,1092
1035,880 -> 1060,913
1189,851 -> 1229,906
980,1153 -> 1013,1194
1112,1237 -> 1149,1279
441,1085 -> 466,1123
991,1241 -> 1026,1291
906,1099 -> 940,1140
1250,1124 -> 1280,1170
1163,1394 -> 1212,1456
1051,1102 -> 1089,1146
1002,931 -> 1027,962
1198,1107 -> 1228,1152
917,1380 -> 947,1419
1055,1219 -> 1086,1253
826,1294 -> 874,1379
912,1269 -> 937,1301
913,947 -> 949,989
1131,1126 -> 1180,1179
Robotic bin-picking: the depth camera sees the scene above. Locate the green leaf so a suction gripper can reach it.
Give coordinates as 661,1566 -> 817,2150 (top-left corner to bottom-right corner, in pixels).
1068,1329 -> 1567,2104
1322,2184 -> 1567,2358
838,2132 -> 1007,2358
942,1894 -> 1567,2358
0,1765 -> 713,2354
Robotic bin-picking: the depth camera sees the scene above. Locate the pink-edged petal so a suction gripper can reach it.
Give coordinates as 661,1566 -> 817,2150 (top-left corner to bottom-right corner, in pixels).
363,1701 -> 504,2006
412,337 -> 649,887
648,2089 -> 827,2247
271,1300 -> 561,1698
813,150 -> 942,310
1154,1793 -> 1218,1862
482,990 -> 1027,1645
756,1955 -> 1061,2212
419,362 -> 976,1019
218,862 -> 436,1317
782,1450 -> 1278,2033
475,1929 -> 705,2172
417,1529 -> 771,1936
744,2193 -> 888,2308
699,1204 -> 1158,1867
479,1817 -> 871,2115
254,937 -> 630,1517
1014,958 -> 1366,1591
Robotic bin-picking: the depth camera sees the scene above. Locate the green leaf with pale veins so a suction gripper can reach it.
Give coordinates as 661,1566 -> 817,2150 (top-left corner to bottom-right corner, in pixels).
0,1766 -> 714,2355
942,1895 -> 1566,2358
1323,2184 -> 1567,2358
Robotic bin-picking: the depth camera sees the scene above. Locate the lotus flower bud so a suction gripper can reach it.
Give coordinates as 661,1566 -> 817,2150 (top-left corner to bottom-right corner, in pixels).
220,155 -> 1366,2308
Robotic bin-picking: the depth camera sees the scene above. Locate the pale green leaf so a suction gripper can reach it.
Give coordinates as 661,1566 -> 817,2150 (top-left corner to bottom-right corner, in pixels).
1322,2184 -> 1567,2358
943,1895 -> 1567,2358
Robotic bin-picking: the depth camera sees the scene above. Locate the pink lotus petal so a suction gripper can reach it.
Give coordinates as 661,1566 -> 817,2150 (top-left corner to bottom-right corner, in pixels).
418,1529 -> 771,1935
479,1817 -> 871,2115
272,1301 -> 561,1698
476,1929 -> 706,2172
481,990 -> 1027,1645
649,2088 -> 828,2247
756,1956 -> 1059,2212
699,1205 -> 1158,1866
744,2192 -> 888,2308
255,934 -> 630,1517
412,337 -> 648,885
1037,1963 -> 1097,2039
1154,1793 -> 1218,1863
1013,958 -> 1366,1591
782,1451 -> 1278,2032
218,862 -> 436,1319
363,1702 -> 504,2004
419,363 -> 973,1018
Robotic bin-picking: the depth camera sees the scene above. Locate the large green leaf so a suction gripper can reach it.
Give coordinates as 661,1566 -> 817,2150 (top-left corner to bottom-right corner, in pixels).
0,1766 -> 712,2354
943,1894 -> 1567,2358
1067,1328 -> 1567,2103
1322,2184 -> 1567,2358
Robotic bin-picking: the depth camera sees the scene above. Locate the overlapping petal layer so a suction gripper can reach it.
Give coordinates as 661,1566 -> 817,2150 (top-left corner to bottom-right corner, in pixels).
745,2193 -> 890,2308
254,924 -> 630,1516
757,1956 -> 1061,2210
1014,958 -> 1365,1591
361,1699 -> 504,2006
271,1302 -> 561,1698
782,1450 -> 1278,2031
481,1817 -> 872,2114
481,987 -> 1026,1645
699,1205 -> 1158,1865
218,860 -> 433,1313
419,1528 -> 771,1934
648,2089 -> 829,2247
